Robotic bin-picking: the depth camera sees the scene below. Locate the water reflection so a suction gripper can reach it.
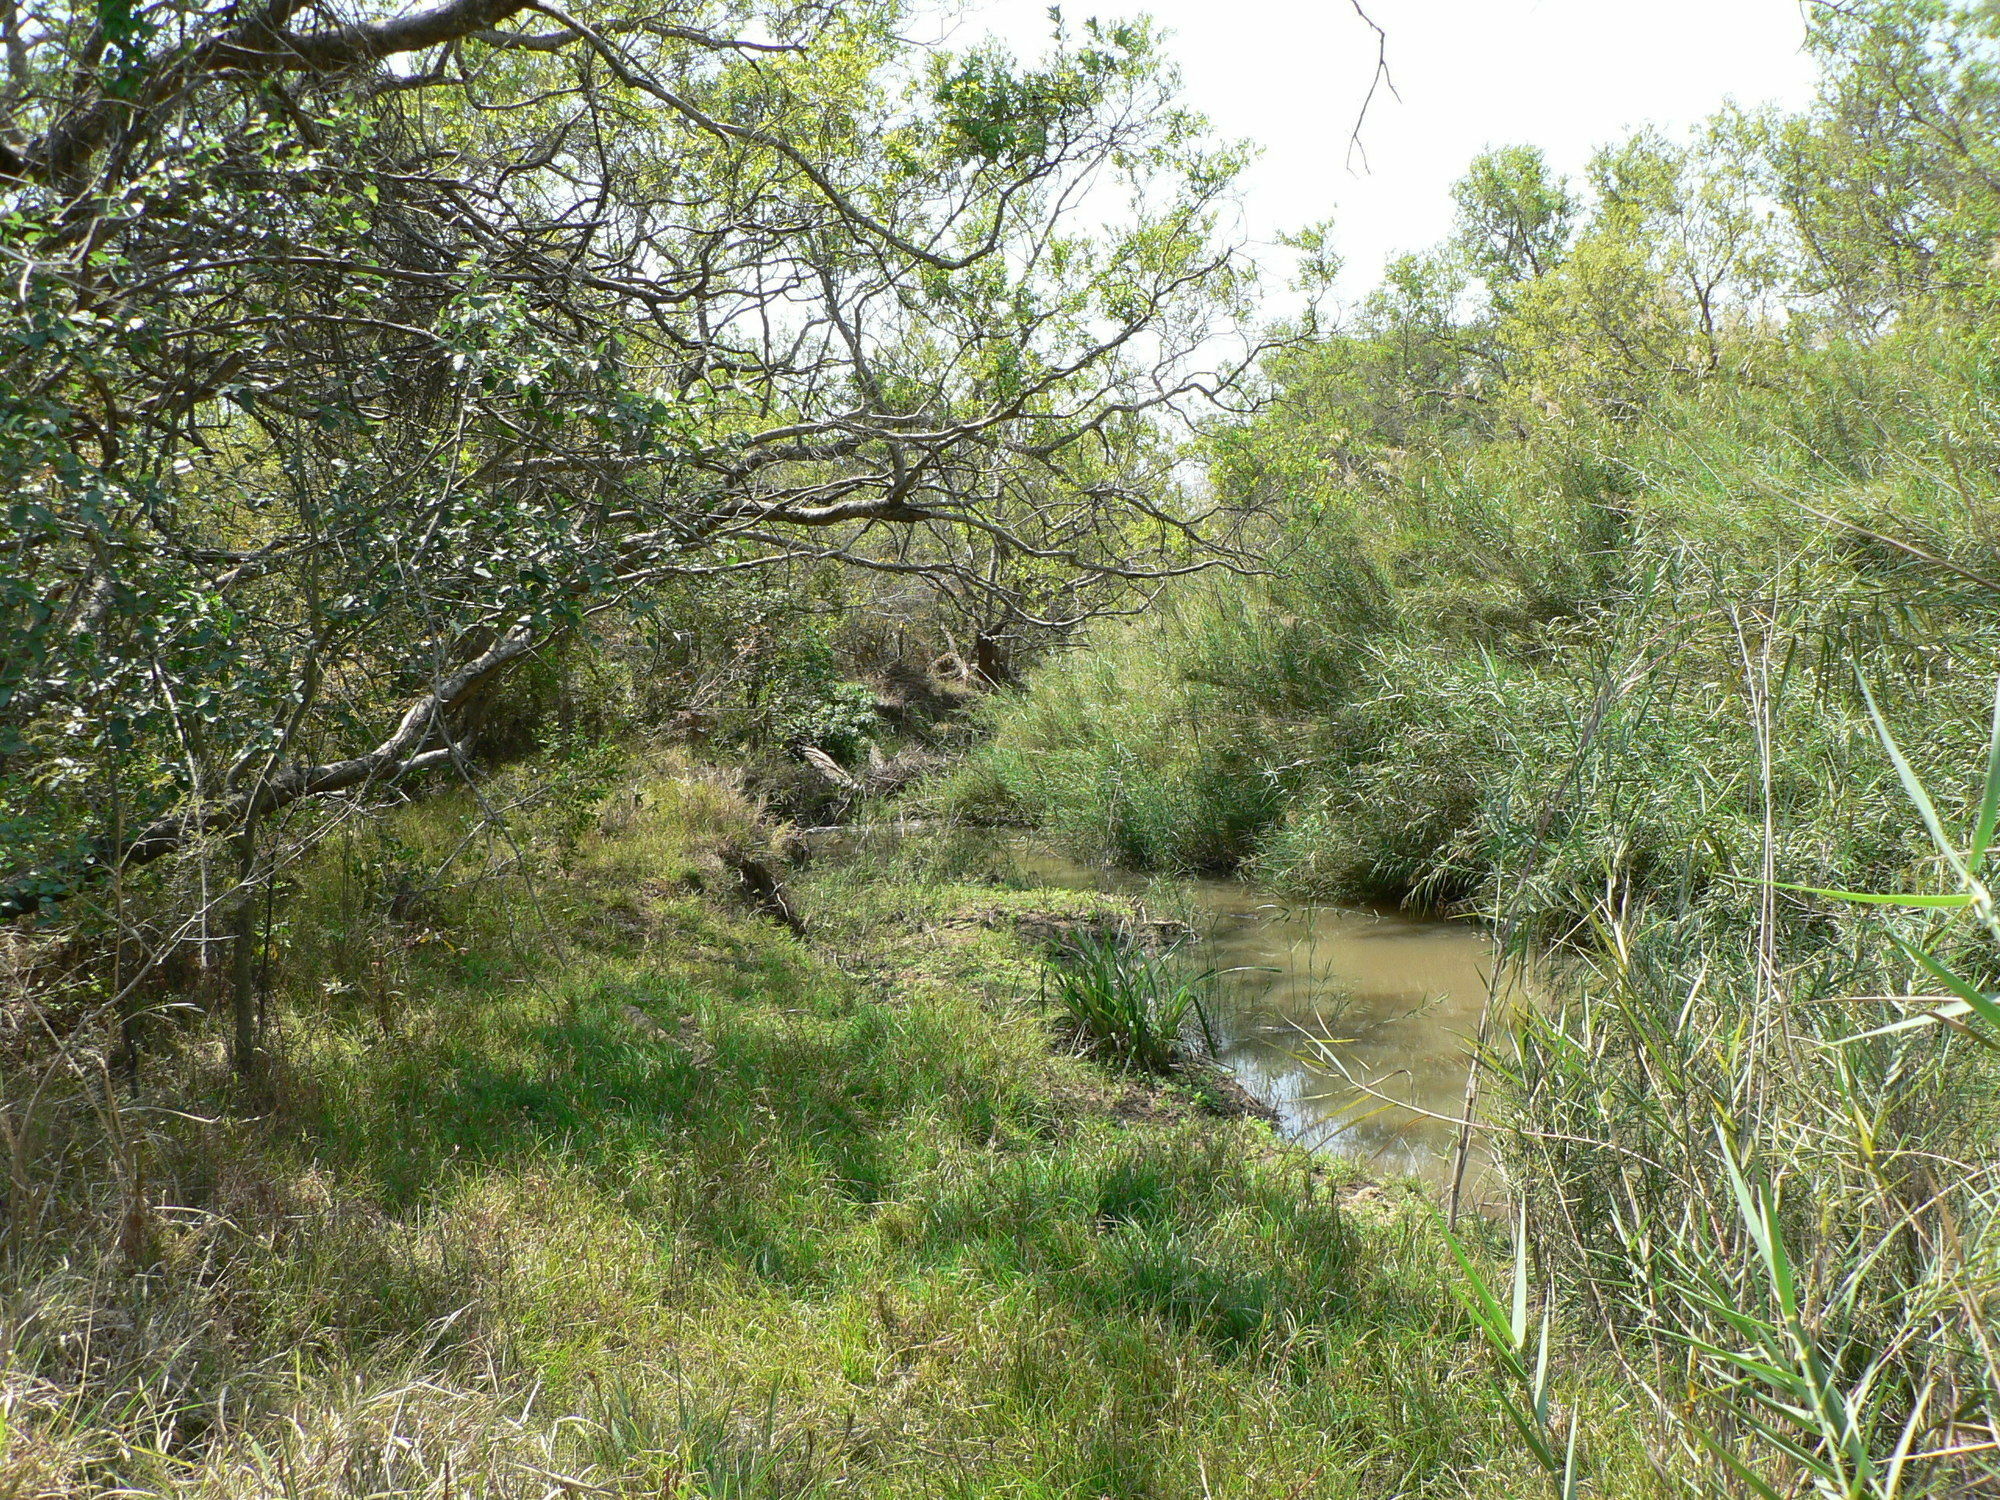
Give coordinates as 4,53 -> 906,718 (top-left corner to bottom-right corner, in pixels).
993,844 -> 1518,1200
1195,885 -> 1509,1193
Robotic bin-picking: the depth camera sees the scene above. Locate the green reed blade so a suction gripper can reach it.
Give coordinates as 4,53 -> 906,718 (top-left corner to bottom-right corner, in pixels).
1889,933 -> 2000,1032
1975,676 -> 2000,874
1858,671 -> 1970,885
1775,883 -> 1973,909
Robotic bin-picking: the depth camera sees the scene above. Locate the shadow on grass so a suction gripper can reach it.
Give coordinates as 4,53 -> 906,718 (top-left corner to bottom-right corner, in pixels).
284,944 -> 1431,1371
293,950 -> 1037,1266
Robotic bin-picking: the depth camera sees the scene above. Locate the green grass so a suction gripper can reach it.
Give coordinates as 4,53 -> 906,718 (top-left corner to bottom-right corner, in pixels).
1042,932 -> 1217,1074
962,315 -> 2000,1490
0,755 -> 1658,1498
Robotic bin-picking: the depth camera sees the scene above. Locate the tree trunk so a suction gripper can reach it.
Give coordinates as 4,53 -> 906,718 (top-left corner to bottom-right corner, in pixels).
972,631 -> 1014,688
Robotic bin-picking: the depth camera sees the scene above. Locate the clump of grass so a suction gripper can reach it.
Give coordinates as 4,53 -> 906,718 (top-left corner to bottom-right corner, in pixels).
1044,931 -> 1218,1072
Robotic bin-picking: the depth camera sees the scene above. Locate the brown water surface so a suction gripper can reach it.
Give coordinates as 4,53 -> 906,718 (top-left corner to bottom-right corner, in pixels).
819,823 -> 1516,1196
990,848 -> 1509,1200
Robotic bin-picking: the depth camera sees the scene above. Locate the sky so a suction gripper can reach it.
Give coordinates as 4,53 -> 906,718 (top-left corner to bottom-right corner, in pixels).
936,0 -> 1821,302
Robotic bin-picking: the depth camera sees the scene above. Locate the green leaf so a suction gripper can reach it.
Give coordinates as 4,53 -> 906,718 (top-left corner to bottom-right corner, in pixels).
1838,998 -> 1987,1047
1511,1205 -> 1529,1350
1436,1214 -> 1537,1388
1774,883 -> 1973,909
1719,1140 -> 1774,1283
1533,1303 -> 1553,1425
1889,934 -> 2000,1032
1884,1381 -> 1935,1499
1715,1145 -> 1806,1350
1857,672 -> 1970,885
1684,1337 -> 1808,1393
1497,1393 -> 1563,1473
1975,677 -> 2000,875
1686,1424 -> 1789,1500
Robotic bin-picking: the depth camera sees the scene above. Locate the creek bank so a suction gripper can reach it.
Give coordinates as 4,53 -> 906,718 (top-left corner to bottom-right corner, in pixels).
805,822 -> 1514,1202
813,873 -> 1282,1131
6,745 -> 1609,1496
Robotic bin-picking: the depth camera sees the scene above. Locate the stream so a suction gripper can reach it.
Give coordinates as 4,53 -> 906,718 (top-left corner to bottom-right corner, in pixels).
843,827 -> 1518,1204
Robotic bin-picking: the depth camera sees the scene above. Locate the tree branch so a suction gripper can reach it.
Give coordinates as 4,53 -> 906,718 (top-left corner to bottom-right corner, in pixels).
0,623 -> 540,919
4,0 -> 537,183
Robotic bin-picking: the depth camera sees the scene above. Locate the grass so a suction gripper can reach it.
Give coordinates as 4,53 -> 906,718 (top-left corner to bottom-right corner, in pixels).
0,750 -> 1659,1497
960,319 -> 2000,1488
1042,932 -> 1217,1074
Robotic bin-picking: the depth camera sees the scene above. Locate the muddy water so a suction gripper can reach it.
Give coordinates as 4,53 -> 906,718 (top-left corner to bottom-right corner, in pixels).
1195,886 -> 1507,1190
994,846 -> 1513,1199
821,823 -> 1514,1196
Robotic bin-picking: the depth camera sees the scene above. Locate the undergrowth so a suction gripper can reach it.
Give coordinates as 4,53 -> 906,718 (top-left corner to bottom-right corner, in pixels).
0,751 -> 1650,1497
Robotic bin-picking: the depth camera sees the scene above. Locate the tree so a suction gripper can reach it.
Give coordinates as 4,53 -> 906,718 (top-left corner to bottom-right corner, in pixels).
0,0 -> 1257,1064
1773,0 -> 2000,327
1450,144 -> 1577,292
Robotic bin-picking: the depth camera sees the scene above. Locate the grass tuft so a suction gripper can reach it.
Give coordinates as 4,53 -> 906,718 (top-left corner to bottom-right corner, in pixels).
1042,932 -> 1217,1073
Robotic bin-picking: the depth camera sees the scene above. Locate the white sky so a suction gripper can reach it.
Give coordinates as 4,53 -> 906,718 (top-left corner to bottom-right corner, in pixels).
940,1 -> 1821,301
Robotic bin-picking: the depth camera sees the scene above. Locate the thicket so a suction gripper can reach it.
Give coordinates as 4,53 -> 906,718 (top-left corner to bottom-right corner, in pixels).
975,2 -> 2000,1489
0,0 -> 1260,1076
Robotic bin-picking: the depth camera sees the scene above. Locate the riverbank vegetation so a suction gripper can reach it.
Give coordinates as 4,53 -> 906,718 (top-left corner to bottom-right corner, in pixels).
976,1 -> 2000,1489
4,755 -> 1619,1496
6,0 -> 2000,1492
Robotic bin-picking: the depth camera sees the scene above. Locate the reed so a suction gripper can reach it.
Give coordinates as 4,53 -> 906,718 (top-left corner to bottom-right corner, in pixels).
1478,641 -> 2000,1494
974,318 -> 2000,1490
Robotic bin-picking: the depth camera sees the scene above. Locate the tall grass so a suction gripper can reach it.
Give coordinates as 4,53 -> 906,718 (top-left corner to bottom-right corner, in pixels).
1043,931 -> 1218,1072
961,531 -> 1387,875
973,333 -> 2000,1487
1472,659 -> 2000,1495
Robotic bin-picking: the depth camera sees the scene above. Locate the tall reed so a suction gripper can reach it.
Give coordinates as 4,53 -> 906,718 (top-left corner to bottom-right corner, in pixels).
1482,584 -> 2000,1494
